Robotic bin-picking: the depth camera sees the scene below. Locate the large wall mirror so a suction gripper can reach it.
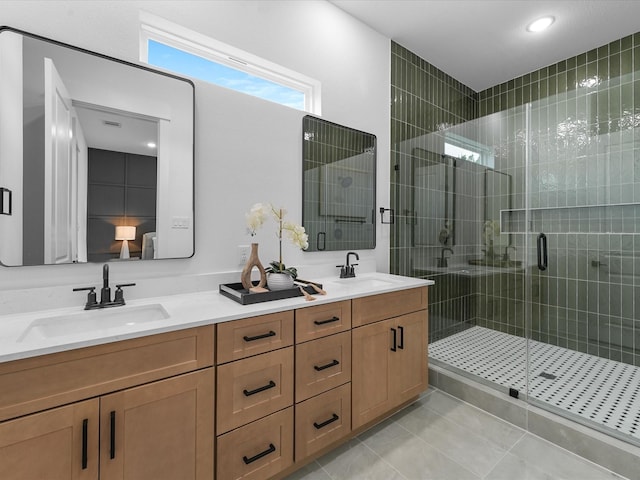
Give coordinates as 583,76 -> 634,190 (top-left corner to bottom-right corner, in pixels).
0,27 -> 194,266
302,116 -> 376,252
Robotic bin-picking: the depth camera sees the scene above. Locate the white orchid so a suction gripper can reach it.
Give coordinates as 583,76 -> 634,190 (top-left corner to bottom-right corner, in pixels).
244,203 -> 308,279
245,203 -> 268,236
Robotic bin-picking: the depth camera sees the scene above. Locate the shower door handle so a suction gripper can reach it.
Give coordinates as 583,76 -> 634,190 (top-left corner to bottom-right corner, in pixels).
537,233 -> 547,271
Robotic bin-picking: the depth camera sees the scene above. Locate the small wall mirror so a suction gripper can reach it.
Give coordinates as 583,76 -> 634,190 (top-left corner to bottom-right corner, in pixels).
302,116 -> 376,252
484,168 -> 512,251
0,27 -> 194,266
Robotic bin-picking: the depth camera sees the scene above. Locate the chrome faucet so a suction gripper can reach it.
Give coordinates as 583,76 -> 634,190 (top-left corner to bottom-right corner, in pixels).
438,247 -> 453,268
337,251 -> 359,278
73,264 -> 136,310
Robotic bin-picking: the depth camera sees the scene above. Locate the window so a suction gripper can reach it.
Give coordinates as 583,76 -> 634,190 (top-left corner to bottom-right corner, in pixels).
444,133 -> 494,168
140,13 -> 321,113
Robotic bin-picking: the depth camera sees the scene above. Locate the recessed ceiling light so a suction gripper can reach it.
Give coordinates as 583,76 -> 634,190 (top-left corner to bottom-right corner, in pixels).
527,16 -> 555,33
147,142 -> 157,148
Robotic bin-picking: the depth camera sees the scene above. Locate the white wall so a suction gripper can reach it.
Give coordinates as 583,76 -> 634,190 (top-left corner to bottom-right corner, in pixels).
0,1 -> 390,305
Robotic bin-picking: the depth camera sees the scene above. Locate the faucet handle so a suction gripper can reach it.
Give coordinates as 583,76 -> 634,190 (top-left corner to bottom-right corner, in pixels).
336,265 -> 347,278
73,286 -> 98,309
114,283 -> 136,304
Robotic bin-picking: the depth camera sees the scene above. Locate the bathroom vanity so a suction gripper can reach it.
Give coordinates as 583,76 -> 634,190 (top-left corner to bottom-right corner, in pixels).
0,273 -> 432,480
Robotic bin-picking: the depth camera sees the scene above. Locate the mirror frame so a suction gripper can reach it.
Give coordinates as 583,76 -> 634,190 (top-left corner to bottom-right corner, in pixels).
0,26 -> 195,266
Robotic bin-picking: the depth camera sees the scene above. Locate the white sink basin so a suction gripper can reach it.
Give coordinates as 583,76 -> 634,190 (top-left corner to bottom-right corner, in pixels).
18,304 -> 169,342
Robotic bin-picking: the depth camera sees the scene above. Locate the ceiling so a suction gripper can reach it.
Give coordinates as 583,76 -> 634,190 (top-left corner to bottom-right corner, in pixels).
330,0 -> 640,92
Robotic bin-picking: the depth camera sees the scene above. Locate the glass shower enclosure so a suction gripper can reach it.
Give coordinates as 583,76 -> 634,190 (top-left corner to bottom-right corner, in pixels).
391,71 -> 640,446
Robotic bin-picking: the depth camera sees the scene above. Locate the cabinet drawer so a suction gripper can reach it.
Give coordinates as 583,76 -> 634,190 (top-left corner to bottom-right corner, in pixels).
217,347 -> 293,434
0,325 -> 214,422
295,300 -> 351,343
217,407 -> 293,480
295,331 -> 351,402
295,383 -> 351,461
352,287 -> 427,327
217,311 -> 294,364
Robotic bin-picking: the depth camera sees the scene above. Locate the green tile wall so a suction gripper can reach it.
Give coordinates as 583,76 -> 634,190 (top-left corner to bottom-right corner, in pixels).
391,33 -> 640,365
479,32 -> 640,117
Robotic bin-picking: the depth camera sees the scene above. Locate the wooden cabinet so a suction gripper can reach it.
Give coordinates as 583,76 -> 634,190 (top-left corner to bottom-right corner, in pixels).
0,326 -> 215,480
352,288 -> 428,429
295,383 -> 351,461
216,347 -> 294,434
100,369 -> 214,480
295,331 -> 351,402
0,399 -> 99,480
217,407 -> 293,480
217,311 -> 293,364
295,300 -> 351,343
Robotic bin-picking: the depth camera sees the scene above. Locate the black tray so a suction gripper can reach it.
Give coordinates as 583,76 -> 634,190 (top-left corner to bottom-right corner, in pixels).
219,280 -> 322,305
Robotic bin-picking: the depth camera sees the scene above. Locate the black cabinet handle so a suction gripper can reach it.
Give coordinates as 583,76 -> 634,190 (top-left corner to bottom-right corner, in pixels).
313,413 -> 339,429
537,233 -> 548,271
243,443 -> 276,465
314,359 -> 340,371
391,327 -> 397,352
243,331 -> 276,342
81,419 -> 88,470
109,411 -> 116,459
243,380 -> 276,396
398,326 -> 404,349
314,316 -> 339,326
0,187 -> 11,216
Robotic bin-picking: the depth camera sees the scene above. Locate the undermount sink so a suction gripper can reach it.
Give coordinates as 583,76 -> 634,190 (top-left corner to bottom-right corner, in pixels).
17,304 -> 170,342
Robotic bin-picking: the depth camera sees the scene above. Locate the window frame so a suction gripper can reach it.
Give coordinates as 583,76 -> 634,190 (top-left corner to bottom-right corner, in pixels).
139,12 -> 321,114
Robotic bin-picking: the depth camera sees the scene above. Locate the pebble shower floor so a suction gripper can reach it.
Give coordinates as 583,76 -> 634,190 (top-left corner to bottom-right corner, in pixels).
429,326 -> 640,443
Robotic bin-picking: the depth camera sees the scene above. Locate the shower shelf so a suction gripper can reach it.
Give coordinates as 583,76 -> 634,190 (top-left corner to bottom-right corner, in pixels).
499,202 -> 640,235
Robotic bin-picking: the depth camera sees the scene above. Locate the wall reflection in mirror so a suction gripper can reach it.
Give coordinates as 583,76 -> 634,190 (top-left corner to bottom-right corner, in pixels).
302,116 -> 376,252
0,27 -> 194,266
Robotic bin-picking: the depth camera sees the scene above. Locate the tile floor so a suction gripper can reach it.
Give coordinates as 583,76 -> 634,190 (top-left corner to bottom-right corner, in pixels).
285,388 -> 627,480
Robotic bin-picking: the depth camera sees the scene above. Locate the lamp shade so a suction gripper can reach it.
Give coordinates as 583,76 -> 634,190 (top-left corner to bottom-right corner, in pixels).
115,226 -> 136,241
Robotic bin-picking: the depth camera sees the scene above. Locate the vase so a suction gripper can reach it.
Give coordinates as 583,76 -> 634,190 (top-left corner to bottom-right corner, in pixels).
240,243 -> 267,290
267,272 -> 294,291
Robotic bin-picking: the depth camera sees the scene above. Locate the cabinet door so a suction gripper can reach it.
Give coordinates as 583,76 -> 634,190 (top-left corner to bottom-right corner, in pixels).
100,369 -> 214,480
391,311 -> 428,404
0,398 -> 99,480
351,318 -> 394,429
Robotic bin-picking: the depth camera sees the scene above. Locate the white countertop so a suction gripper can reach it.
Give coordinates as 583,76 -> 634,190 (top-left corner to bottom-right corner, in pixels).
0,273 -> 433,363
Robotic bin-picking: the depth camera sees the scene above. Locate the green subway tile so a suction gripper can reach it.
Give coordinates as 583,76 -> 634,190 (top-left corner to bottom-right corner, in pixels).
587,61 -> 597,79
566,69 -> 576,90
634,32 -> 640,46
610,38 -> 621,55
587,49 -> 598,63
598,57 -> 609,81
597,44 -> 608,59
531,70 -> 539,82
515,76 -> 523,88
621,34 -> 633,51
577,52 -> 588,66
621,48 -> 633,76
557,71 -> 567,93
567,56 -> 577,69
577,64 -> 587,86
634,46 -> 640,73
539,80 -> 548,98
548,64 -> 557,76
609,52 -> 621,78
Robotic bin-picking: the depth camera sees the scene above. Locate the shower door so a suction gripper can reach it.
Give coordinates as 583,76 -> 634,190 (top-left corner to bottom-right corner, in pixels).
525,75 -> 640,445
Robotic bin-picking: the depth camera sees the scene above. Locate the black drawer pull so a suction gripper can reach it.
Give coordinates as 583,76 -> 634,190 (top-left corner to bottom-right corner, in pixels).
243,380 -> 276,396
314,359 -> 340,371
314,316 -> 339,326
243,443 -> 276,464
81,419 -> 88,470
243,331 -> 276,342
109,411 -> 116,459
314,413 -> 339,429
